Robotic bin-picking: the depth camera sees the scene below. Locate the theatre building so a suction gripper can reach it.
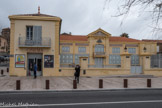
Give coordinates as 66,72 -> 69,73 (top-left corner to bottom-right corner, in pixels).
9,10 -> 162,77
9,9 -> 61,76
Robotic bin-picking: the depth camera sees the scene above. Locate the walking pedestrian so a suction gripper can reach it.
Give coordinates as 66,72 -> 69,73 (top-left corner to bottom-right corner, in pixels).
34,63 -> 37,79
74,65 -> 80,83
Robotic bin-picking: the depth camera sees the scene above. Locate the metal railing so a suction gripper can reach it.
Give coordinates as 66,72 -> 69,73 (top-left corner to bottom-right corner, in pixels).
88,65 -> 121,68
60,64 -> 121,68
60,64 -> 75,68
18,37 -> 51,47
93,52 -> 106,57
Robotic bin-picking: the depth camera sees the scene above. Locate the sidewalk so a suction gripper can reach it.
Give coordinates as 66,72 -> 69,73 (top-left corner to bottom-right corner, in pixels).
1,68 -> 162,91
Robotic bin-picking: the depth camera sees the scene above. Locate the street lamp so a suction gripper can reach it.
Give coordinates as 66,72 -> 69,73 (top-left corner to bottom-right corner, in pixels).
143,47 -> 147,53
124,46 -> 127,52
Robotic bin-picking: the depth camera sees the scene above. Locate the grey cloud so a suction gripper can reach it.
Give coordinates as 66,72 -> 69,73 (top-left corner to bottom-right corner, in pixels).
0,0 -> 155,40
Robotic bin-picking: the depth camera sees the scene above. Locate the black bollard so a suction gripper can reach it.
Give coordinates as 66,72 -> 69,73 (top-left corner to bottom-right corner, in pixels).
7,68 -> 9,72
46,80 -> 50,89
99,79 -> 103,88
16,80 -> 20,90
73,80 -> 77,89
1,70 -> 3,75
124,79 -> 128,88
147,79 -> 151,88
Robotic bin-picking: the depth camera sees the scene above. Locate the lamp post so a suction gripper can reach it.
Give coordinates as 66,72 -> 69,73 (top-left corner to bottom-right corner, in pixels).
124,46 -> 127,52
143,47 -> 147,53
142,46 -> 147,74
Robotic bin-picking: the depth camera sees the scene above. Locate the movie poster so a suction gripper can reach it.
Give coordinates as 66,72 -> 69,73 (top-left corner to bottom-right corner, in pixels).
15,55 -> 25,68
44,55 -> 54,68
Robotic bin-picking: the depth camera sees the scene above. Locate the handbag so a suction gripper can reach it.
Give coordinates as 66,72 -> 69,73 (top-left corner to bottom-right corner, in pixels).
74,72 -> 77,76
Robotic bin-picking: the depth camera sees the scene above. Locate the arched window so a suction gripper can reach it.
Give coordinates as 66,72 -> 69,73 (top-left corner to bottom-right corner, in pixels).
95,44 -> 104,52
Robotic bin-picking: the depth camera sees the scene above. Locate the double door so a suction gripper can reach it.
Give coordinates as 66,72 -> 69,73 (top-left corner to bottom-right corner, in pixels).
95,58 -> 103,68
27,54 -> 42,76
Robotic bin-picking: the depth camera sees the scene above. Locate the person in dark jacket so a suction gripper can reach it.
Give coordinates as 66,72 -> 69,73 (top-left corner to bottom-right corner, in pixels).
34,63 -> 37,79
74,65 -> 80,83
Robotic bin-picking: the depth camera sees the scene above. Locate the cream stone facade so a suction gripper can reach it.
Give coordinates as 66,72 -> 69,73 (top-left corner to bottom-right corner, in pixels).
9,11 -> 162,77
59,29 -> 162,77
9,12 -> 61,76
0,36 -> 8,53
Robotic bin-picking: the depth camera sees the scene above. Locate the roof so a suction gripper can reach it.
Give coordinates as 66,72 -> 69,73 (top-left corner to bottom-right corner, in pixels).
2,28 -> 10,30
60,35 -> 141,42
9,13 -> 61,21
110,37 -> 141,42
142,39 -> 162,43
0,36 -> 7,40
12,13 -> 59,18
60,35 -> 88,41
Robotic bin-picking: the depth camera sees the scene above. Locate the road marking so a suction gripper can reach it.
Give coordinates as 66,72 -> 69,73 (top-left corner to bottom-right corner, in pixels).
1,100 -> 162,107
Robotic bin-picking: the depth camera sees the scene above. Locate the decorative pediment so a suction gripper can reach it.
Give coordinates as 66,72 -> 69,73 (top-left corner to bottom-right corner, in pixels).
87,28 -> 111,38
94,31 -> 106,36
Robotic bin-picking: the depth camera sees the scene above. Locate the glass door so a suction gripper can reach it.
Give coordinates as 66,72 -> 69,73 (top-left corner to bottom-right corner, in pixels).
28,59 -> 34,76
27,53 -> 42,76
95,58 -> 103,68
37,59 -> 42,76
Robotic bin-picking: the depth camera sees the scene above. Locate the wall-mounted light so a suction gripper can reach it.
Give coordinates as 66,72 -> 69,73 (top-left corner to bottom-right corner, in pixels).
124,46 -> 127,52
143,47 -> 147,52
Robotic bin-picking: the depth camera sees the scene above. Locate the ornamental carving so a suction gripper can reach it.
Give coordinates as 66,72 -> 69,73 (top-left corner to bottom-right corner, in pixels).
97,39 -> 102,43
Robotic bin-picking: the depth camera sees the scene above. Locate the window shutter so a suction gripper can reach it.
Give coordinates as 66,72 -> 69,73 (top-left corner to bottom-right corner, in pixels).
33,26 -> 42,44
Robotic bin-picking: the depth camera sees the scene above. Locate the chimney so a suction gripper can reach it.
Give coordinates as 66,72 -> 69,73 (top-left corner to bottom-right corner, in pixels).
38,6 -> 40,14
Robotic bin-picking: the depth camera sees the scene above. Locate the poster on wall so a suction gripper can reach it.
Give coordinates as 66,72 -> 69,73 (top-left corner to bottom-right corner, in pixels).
44,55 -> 54,68
15,54 -> 25,68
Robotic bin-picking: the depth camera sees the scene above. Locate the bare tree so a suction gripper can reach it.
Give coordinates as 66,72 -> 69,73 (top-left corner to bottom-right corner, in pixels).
106,0 -> 162,35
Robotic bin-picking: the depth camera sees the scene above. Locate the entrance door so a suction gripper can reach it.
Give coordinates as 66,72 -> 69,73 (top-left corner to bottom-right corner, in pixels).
130,55 -> 142,74
131,66 -> 142,74
80,57 -> 88,69
27,54 -> 42,76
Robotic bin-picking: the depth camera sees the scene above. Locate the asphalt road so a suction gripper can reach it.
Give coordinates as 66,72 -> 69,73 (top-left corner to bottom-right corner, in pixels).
0,89 -> 162,108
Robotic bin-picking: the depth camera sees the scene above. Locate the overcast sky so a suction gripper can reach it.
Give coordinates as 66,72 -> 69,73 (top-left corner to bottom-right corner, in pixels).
0,0 -> 159,40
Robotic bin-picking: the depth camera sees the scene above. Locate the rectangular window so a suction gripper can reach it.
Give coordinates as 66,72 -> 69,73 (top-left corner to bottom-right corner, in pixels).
109,55 -> 121,64
112,48 -> 120,54
151,54 -> 162,68
128,48 -> 136,54
75,54 -> 89,64
95,45 -> 104,52
26,26 -> 42,45
60,54 -> 73,64
26,26 -> 33,40
78,47 -> 86,53
62,46 -> 70,52
131,55 -> 139,65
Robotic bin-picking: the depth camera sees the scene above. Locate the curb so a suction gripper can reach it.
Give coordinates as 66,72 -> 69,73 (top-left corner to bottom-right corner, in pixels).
0,88 -> 162,94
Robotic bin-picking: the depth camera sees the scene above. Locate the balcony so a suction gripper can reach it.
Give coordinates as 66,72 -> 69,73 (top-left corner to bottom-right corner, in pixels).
18,37 -> 51,48
93,52 -> 106,57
